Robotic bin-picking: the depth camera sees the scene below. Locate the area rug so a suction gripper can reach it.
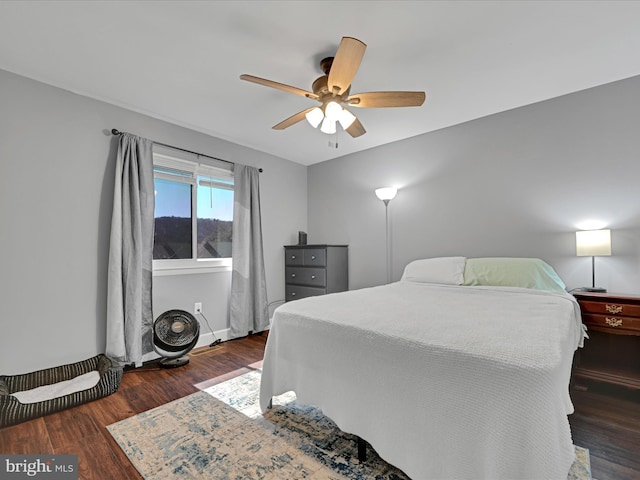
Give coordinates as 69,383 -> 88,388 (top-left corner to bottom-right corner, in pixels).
107,370 -> 592,480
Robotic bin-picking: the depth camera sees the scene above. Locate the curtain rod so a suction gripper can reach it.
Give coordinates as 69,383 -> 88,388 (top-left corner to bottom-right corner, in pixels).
110,129 -> 263,173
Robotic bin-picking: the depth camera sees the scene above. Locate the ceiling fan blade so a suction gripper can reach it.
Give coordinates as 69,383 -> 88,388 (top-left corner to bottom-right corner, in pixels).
273,107 -> 317,130
345,116 -> 366,138
327,37 -> 367,96
347,91 -> 426,108
240,74 -> 319,100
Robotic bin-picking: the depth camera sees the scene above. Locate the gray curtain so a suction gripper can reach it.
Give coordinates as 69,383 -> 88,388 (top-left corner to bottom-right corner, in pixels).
229,164 -> 269,338
105,133 -> 155,367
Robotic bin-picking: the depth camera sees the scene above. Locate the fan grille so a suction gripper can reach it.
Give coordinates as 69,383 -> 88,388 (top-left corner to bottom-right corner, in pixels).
153,310 -> 200,353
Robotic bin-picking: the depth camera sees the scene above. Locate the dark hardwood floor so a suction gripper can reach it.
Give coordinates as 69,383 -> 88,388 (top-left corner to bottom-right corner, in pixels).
569,383 -> 640,480
0,333 -> 269,480
1,333 -> 638,480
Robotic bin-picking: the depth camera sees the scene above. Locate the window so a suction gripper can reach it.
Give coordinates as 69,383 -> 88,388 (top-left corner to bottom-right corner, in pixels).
152,149 -> 233,273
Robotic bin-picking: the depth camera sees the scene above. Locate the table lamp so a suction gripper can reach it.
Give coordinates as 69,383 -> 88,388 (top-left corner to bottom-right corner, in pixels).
576,229 -> 611,292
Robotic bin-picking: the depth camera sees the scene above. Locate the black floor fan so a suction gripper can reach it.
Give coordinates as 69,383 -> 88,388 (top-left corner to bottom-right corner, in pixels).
153,309 -> 200,368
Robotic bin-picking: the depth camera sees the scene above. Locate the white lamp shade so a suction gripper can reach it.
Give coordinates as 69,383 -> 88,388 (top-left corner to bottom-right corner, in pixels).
320,117 -> 336,134
338,108 -> 356,129
305,107 -> 323,128
324,101 -> 343,121
576,229 -> 612,256
375,187 -> 398,201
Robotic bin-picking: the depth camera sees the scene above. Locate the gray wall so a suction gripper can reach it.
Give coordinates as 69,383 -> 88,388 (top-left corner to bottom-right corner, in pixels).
0,69 -> 306,375
308,75 -> 640,294
3,67 -> 639,376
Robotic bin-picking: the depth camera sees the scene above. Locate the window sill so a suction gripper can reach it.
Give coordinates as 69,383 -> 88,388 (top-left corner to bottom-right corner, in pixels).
153,260 -> 232,277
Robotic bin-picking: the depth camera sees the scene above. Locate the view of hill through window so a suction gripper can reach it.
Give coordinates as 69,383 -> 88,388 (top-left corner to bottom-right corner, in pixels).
153,174 -> 233,260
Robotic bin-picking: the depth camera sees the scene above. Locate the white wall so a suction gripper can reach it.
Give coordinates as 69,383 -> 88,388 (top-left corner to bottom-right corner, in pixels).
0,69 -> 306,375
308,76 -> 640,294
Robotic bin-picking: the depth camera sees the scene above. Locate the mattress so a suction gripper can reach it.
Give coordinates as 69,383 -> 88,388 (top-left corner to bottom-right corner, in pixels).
260,282 -> 585,479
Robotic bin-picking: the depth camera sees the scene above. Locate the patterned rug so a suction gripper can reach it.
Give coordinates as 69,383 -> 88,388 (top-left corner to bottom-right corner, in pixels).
107,370 -> 592,479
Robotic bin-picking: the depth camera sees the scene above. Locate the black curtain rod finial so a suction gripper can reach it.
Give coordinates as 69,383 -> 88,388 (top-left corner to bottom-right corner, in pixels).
111,128 -> 121,135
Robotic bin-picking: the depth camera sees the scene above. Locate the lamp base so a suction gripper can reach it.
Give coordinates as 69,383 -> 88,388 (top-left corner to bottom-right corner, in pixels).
581,286 -> 607,293
158,355 -> 190,368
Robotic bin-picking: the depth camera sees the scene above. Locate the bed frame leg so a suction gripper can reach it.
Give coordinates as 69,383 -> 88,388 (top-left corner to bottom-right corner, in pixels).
267,398 -> 273,409
357,437 -> 367,462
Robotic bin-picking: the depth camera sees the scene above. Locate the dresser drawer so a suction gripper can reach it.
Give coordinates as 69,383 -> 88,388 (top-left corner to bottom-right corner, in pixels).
285,249 -> 304,266
285,285 -> 326,301
285,267 -> 326,287
303,248 -> 326,267
582,313 -> 640,334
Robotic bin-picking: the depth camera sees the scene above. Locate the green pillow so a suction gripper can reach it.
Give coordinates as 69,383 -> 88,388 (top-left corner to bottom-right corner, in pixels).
463,258 -> 566,292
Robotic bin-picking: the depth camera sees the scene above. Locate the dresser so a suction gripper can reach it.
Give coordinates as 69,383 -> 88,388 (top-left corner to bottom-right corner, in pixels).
284,245 -> 348,302
573,291 -> 640,390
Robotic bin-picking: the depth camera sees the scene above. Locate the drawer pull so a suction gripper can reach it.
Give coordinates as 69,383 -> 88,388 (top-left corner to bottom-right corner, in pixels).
291,292 -> 296,297
311,275 -> 316,279
605,317 -> 623,327
605,304 -> 623,314
311,255 -> 316,260
291,273 -> 296,278
291,255 -> 296,260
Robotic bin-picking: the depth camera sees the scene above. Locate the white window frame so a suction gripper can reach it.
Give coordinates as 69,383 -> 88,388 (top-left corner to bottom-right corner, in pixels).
152,149 -> 233,276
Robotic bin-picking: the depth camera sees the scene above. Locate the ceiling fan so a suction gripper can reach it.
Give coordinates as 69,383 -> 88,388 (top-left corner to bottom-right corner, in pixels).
240,36 -> 426,138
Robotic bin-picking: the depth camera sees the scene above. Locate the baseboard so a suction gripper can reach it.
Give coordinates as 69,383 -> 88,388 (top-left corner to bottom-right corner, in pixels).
194,328 -> 231,348
141,328 -> 230,364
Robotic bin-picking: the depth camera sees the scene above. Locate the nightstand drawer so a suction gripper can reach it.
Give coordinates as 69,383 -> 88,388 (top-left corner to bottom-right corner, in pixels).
579,300 -> 640,318
582,313 -> 640,334
286,267 -> 326,287
285,285 -> 326,301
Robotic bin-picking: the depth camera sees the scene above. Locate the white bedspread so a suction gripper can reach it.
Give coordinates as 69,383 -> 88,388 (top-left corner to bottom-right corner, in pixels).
260,282 -> 585,480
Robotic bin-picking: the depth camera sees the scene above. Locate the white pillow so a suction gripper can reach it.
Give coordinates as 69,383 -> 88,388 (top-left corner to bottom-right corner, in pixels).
401,256 -> 466,285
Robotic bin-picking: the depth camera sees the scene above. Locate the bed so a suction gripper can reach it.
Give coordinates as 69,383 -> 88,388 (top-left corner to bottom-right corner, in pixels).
260,257 -> 586,480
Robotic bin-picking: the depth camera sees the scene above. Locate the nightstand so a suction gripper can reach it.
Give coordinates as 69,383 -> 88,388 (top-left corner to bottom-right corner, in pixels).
573,291 -> 640,390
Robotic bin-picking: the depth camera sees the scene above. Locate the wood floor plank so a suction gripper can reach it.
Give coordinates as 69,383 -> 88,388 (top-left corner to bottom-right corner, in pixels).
0,418 -> 52,453
44,406 -> 102,452
53,431 -> 139,480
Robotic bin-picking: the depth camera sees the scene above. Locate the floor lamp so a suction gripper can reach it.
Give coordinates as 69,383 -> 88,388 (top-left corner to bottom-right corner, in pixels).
375,187 -> 397,284
576,229 -> 611,292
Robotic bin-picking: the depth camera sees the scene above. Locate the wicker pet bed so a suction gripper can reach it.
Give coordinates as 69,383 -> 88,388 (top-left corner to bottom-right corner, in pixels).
0,354 -> 122,428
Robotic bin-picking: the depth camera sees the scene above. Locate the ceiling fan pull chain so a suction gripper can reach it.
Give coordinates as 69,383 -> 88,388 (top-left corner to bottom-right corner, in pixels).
328,130 -> 339,149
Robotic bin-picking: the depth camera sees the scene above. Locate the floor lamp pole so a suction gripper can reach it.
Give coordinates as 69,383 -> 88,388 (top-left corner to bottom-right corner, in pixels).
384,199 -> 391,284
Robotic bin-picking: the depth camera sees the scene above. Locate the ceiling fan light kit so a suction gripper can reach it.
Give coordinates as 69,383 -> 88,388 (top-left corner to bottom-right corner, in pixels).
320,117 -> 336,134
240,36 -> 426,139
305,107 -> 324,128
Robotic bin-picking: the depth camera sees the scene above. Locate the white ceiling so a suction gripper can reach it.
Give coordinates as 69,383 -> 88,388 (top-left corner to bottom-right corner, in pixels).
1,1 -> 639,166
